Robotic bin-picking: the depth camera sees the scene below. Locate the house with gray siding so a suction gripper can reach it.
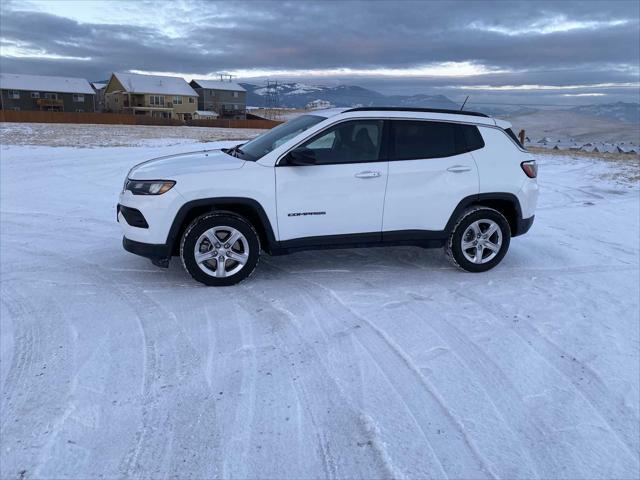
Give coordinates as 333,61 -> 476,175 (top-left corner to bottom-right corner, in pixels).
0,73 -> 95,112
189,80 -> 246,119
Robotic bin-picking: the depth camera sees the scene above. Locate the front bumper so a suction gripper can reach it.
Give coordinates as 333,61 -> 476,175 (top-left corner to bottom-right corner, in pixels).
122,237 -> 171,268
117,187 -> 184,245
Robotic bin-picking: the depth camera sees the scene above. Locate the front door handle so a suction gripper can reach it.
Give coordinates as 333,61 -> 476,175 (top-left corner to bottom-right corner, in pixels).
355,171 -> 381,179
447,165 -> 472,173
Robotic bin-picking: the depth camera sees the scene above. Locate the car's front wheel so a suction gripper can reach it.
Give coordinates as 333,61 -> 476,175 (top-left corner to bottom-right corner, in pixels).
180,212 -> 260,286
446,207 -> 511,272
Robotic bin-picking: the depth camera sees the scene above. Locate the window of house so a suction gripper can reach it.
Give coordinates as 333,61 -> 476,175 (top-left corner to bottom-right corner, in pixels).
188,97 -> 195,103
299,120 -> 384,165
12,107 -> 20,111
173,96 -> 182,105
73,94 -> 84,102
31,92 -> 40,98
149,95 -> 165,106
9,90 -> 20,99
232,91 -> 239,98
44,93 -> 58,100
209,89 -> 215,96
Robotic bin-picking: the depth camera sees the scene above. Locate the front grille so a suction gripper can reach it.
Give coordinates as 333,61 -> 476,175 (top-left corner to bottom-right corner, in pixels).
118,204 -> 149,228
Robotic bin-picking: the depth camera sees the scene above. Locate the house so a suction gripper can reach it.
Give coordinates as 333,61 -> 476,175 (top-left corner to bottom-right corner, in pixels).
91,81 -> 107,112
189,80 -> 246,119
306,99 -> 333,110
104,72 -> 198,120
193,110 -> 219,120
0,73 -> 95,112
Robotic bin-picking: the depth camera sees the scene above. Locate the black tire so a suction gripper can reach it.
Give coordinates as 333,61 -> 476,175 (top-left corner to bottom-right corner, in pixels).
180,212 -> 260,286
445,207 -> 511,272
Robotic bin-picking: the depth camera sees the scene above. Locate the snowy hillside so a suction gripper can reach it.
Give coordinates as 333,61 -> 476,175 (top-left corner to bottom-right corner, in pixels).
570,102 -> 640,124
1,123 -> 638,479
242,82 -> 458,109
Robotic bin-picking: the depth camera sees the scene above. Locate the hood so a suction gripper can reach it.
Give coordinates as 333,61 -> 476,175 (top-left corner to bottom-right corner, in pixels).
128,149 -> 244,179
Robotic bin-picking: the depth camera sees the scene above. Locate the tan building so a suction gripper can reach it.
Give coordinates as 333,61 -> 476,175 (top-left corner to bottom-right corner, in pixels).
104,72 -> 198,120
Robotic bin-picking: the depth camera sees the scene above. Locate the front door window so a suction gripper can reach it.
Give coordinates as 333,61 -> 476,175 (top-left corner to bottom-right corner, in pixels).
298,120 -> 384,164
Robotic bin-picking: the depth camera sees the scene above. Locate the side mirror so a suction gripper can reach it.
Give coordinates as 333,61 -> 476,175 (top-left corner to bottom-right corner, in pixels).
286,147 -> 316,166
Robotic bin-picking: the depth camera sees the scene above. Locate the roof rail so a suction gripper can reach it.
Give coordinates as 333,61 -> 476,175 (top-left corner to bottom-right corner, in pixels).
344,107 -> 489,118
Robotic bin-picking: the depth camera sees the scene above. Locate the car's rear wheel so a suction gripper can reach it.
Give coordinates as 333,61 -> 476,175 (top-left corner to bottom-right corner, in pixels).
446,207 -> 511,272
180,212 -> 260,286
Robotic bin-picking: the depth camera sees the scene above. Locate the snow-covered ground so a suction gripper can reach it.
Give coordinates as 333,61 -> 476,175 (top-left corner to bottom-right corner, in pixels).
1,124 -> 639,479
0,122 -> 264,148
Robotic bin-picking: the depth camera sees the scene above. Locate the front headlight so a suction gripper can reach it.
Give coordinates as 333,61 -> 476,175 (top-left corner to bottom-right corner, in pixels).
125,179 -> 176,195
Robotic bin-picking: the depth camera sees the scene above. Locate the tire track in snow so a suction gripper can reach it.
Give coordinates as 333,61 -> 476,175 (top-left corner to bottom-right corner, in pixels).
0,285 -> 39,434
0,242 -> 172,478
398,293 -> 559,478
321,288 -> 496,479
0,282 -> 76,477
262,262 -> 496,479
456,288 -> 640,461
240,281 -> 396,479
115,285 -> 222,479
204,303 -> 258,480
10,244 -> 221,479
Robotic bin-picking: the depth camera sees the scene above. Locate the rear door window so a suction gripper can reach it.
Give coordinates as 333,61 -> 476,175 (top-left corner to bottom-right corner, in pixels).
391,120 -> 484,160
391,121 -> 457,160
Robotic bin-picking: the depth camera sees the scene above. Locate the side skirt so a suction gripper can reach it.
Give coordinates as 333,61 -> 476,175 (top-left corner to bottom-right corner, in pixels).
270,230 -> 447,255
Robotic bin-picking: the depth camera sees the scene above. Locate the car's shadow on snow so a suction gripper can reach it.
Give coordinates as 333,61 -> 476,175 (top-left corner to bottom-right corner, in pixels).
108,242 -> 543,290
107,235 -> 551,290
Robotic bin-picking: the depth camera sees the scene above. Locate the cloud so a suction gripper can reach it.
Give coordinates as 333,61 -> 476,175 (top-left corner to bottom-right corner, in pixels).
0,0 -> 638,103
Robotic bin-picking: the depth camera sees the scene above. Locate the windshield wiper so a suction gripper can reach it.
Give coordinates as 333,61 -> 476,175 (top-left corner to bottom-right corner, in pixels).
222,143 -> 246,159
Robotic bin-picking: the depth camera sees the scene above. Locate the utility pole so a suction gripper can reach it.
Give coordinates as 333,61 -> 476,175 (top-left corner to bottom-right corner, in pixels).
265,80 -> 280,120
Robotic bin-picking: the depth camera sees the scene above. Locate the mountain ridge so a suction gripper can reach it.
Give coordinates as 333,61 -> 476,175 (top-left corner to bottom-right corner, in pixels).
240,82 -> 459,110
240,82 -> 639,124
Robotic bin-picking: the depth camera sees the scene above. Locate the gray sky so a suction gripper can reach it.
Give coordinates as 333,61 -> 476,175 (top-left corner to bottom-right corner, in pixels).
1,0 -> 638,105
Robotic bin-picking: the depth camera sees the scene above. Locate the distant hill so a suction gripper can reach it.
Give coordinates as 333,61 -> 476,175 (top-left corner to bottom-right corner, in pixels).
240,82 -> 459,110
240,82 -> 640,129
569,102 -> 639,124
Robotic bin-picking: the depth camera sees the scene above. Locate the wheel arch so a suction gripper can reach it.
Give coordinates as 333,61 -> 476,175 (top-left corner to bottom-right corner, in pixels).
445,193 -> 523,236
167,197 -> 277,255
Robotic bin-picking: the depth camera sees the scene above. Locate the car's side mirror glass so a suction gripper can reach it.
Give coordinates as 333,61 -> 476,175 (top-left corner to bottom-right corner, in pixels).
286,147 -> 317,166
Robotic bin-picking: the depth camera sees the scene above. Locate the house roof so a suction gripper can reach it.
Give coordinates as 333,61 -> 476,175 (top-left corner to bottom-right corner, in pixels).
191,79 -> 246,92
112,72 -> 198,96
0,73 -> 95,94
91,82 -> 107,90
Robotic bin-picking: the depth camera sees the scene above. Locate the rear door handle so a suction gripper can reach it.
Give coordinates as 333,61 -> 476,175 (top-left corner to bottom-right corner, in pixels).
355,171 -> 381,178
447,165 -> 472,173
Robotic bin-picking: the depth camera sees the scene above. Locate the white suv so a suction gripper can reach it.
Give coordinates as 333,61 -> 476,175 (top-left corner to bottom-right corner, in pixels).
118,107 -> 538,286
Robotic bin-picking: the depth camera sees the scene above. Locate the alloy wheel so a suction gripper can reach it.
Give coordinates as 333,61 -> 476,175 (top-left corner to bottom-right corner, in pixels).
194,226 -> 249,277
460,219 -> 503,265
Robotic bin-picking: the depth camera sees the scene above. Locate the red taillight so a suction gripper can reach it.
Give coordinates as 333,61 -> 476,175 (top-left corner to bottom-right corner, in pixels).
521,160 -> 537,178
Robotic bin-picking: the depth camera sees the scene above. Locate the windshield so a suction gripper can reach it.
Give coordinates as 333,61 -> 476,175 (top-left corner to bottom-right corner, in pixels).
234,115 -> 325,161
